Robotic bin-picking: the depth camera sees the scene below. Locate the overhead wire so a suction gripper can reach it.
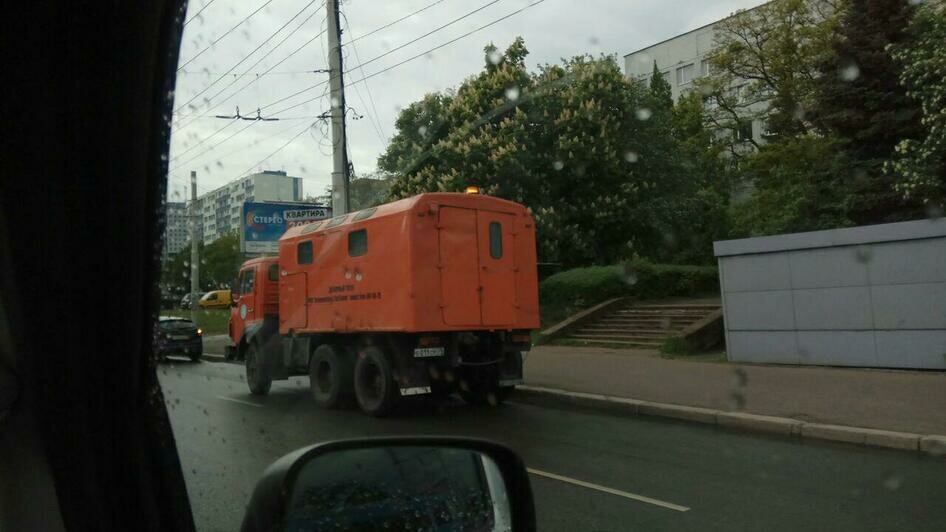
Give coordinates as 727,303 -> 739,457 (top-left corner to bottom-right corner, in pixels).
171,115 -> 317,174
348,0 -> 450,44
343,0 -> 504,74
183,0 -> 218,28
177,0 -> 276,72
257,0 -> 505,114
174,0 -> 319,115
169,118 -> 239,162
341,10 -> 387,143
235,121 -> 315,178
266,0 -> 548,118
174,3 -> 326,130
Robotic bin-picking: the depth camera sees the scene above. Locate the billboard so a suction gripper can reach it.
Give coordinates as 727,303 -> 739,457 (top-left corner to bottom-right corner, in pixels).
241,202 -> 332,253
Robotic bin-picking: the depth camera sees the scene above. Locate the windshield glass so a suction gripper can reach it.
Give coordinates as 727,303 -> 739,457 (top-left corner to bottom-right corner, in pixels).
157,1 -> 946,531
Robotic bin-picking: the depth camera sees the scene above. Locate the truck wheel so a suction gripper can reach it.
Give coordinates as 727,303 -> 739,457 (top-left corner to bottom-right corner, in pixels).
188,352 -> 201,363
309,344 -> 353,409
353,347 -> 396,417
245,342 -> 271,396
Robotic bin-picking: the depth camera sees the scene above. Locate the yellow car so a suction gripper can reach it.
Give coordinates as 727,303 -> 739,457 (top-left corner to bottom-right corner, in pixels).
198,289 -> 232,309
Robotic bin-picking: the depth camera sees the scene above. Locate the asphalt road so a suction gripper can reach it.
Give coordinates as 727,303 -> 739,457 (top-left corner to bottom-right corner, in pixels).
159,357 -> 946,532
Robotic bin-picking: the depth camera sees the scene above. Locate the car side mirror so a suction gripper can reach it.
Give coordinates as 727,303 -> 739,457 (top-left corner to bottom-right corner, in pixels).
241,437 -> 535,532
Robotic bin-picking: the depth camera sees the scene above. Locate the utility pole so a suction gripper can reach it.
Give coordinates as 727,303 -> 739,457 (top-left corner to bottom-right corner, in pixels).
189,170 -> 200,319
326,0 -> 350,215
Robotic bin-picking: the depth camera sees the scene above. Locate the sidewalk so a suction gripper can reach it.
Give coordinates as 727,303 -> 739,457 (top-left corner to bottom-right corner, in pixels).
524,345 -> 946,435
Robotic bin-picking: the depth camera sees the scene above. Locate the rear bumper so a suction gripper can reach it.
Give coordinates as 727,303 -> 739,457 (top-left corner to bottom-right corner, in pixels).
155,338 -> 203,355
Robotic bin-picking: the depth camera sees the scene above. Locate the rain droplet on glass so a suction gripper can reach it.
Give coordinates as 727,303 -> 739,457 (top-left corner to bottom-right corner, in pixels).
839,60 -> 860,82
505,86 -> 520,102
635,108 -> 652,121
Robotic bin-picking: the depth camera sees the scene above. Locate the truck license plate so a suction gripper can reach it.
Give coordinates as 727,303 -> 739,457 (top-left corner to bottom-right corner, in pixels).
413,347 -> 444,358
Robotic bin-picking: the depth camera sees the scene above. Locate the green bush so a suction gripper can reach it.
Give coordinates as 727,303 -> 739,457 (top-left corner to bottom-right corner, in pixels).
539,260 -> 719,308
624,259 -> 719,299
539,265 -> 629,308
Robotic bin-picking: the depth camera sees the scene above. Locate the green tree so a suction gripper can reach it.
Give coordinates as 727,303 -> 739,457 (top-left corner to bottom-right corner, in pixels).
161,232 -> 244,297
886,0 -> 946,206
383,39 -> 695,267
696,0 -> 841,151
810,0 -> 925,223
657,91 -> 730,263
349,171 -> 393,211
730,135 -> 856,236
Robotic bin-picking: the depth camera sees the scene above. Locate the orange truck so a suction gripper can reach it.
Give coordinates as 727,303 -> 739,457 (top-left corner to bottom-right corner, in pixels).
227,191 -> 540,416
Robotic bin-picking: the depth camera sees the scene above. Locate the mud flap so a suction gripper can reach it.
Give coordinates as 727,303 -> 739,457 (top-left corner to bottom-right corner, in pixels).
498,351 -> 524,387
389,350 -> 433,396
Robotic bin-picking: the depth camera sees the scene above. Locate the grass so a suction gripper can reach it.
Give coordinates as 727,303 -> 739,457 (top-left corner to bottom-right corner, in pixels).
659,336 -> 691,356
659,350 -> 729,363
163,307 -> 230,335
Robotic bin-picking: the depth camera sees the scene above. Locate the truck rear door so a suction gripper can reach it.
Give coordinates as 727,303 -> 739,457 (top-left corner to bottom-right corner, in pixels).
477,211 -> 517,326
438,206 -> 518,327
438,207 -> 482,326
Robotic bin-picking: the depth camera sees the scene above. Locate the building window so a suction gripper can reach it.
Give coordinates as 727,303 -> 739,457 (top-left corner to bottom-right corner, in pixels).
297,241 -> 313,264
736,121 -> 754,142
660,70 -> 670,84
675,63 -> 695,85
348,229 -> 367,257
489,222 -> 503,259
760,121 -> 777,140
700,59 -> 712,76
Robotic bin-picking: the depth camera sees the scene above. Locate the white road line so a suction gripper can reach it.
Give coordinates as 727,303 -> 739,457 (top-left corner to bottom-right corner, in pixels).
215,395 -> 263,408
527,468 -> 690,512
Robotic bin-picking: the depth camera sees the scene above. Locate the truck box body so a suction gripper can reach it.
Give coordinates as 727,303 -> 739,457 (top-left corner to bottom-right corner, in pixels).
277,192 -> 540,335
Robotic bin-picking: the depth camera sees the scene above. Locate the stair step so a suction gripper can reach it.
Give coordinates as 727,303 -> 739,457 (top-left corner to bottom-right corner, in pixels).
615,307 -> 716,314
596,317 -> 697,324
611,310 -> 710,318
570,333 -> 669,343
568,337 -> 664,347
576,327 -> 675,336
631,304 -> 721,310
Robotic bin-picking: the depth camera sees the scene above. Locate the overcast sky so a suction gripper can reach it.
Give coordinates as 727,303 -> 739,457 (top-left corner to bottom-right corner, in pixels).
167,0 -> 767,201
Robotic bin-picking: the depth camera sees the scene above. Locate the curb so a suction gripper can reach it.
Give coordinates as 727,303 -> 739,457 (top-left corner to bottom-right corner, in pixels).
516,385 -> 946,457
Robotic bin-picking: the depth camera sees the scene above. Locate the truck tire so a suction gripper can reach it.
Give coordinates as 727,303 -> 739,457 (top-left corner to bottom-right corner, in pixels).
245,342 -> 271,396
309,344 -> 353,409
353,346 -> 396,417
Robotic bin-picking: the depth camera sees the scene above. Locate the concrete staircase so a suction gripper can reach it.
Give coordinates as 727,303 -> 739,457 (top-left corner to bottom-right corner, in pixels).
564,303 -> 722,348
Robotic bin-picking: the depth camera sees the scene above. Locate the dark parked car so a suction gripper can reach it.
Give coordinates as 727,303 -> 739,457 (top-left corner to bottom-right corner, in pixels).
154,316 -> 202,361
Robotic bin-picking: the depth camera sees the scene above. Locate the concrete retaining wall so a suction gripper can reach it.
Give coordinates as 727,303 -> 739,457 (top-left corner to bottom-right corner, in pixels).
714,219 -> 946,369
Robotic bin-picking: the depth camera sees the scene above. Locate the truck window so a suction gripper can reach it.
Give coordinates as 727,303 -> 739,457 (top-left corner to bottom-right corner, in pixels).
240,270 -> 255,296
348,229 -> 367,257
298,241 -> 313,264
268,263 -> 279,281
489,222 -> 503,259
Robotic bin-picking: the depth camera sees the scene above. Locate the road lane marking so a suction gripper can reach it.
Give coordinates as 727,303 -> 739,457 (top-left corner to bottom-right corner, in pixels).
527,468 -> 690,512
216,396 -> 263,408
